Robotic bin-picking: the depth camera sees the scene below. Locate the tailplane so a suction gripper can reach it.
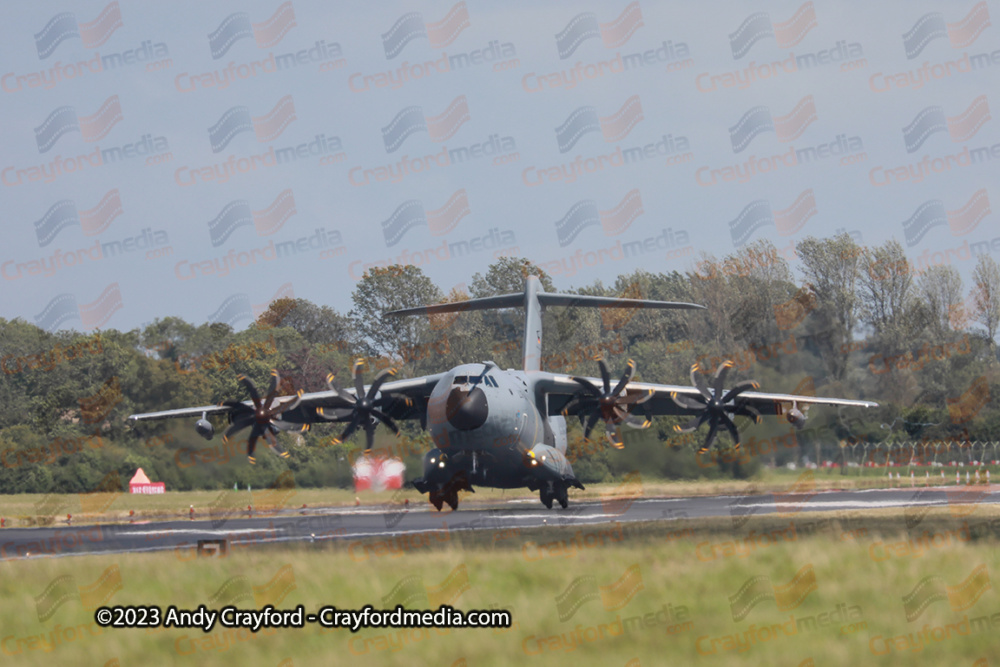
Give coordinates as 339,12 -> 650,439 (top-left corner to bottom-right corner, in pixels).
386,275 -> 704,371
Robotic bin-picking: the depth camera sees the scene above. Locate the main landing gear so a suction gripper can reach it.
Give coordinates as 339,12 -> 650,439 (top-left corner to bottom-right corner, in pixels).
539,481 -> 569,509
424,472 -> 474,512
429,488 -> 459,512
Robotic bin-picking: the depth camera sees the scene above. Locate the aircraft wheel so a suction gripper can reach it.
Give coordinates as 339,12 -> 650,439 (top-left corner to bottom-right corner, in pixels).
445,489 -> 459,511
555,484 -> 569,509
539,488 -> 553,509
429,490 -> 444,511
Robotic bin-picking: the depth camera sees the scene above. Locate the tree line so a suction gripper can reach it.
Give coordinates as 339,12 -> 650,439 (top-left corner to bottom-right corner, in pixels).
1,236 -> 999,494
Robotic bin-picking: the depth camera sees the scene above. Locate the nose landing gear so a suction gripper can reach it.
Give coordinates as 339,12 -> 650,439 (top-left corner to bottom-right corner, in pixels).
539,482 -> 569,509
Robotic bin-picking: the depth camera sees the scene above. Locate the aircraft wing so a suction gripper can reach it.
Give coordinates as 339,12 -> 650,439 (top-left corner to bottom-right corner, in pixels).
127,372 -> 446,425
538,373 -> 877,419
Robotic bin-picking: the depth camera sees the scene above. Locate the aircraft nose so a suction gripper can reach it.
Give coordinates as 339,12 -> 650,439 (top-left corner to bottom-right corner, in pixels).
446,385 -> 489,431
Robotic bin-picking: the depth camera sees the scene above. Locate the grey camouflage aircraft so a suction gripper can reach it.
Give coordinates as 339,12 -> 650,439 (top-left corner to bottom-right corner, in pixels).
128,276 -> 876,510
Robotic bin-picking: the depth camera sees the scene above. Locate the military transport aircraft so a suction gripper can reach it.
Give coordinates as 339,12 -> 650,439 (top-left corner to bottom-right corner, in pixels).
128,276 -> 876,510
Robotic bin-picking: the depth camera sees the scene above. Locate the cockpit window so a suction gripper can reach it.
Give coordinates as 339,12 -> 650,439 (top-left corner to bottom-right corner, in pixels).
453,374 -> 498,387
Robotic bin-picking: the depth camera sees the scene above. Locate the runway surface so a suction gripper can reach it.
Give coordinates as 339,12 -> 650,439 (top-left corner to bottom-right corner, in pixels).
3,486 -> 999,560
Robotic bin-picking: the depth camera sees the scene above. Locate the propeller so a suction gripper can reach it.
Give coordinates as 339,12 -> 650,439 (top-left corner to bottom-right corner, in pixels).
671,360 -> 761,454
319,359 -> 402,451
221,370 -> 304,464
562,357 -> 653,447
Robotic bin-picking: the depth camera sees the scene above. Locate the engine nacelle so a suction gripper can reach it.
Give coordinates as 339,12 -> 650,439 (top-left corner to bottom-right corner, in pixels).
786,407 -> 807,430
195,418 -> 214,440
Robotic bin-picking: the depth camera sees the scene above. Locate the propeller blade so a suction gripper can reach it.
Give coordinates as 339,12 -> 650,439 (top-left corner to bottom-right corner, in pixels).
325,373 -> 356,404
570,376 -> 601,396
675,414 -> 707,433
734,402 -> 762,424
609,359 -> 636,398
671,392 -> 706,410
223,415 -> 255,441
247,423 -> 265,462
352,359 -> 365,396
264,428 -> 290,459
624,414 -> 651,429
340,413 -> 361,442
263,369 -> 280,410
364,421 -> 376,451
606,424 -> 624,449
617,390 -> 651,405
369,407 -> 400,435
367,368 -> 397,399
721,413 -> 741,448
222,399 -> 252,414
597,358 -> 611,393
318,406 -> 354,421
583,412 -> 602,440
722,380 -> 760,404
712,361 -> 734,396
690,365 -> 712,402
273,390 -> 304,414
700,420 -> 720,453
238,375 -> 262,406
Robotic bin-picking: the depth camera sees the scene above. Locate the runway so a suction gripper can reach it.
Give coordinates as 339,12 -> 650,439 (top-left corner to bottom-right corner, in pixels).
2,486 -> 998,560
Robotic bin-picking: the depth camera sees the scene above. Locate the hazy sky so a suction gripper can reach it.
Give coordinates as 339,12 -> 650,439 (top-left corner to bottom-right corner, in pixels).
1,0 -> 996,332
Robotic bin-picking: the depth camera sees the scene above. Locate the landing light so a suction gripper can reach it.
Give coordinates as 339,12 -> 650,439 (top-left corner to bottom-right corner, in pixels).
438,462 -> 445,468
